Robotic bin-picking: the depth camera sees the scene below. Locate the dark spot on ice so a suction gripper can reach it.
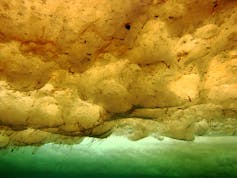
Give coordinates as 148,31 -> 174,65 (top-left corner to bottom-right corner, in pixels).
125,23 -> 131,30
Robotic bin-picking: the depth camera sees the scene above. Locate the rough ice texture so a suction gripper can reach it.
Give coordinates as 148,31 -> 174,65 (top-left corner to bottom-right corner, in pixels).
0,0 -> 237,146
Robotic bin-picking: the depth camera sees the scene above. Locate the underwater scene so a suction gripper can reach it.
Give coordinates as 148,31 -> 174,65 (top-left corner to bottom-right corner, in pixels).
0,0 -> 237,177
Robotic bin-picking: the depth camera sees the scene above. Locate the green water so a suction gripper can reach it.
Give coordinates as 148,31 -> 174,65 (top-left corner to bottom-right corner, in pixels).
0,136 -> 237,178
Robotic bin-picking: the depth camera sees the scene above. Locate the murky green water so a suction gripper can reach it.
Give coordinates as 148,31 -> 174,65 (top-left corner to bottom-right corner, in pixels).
0,136 -> 237,178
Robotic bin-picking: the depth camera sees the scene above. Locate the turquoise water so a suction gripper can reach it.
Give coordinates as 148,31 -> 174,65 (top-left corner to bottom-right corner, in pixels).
0,136 -> 237,178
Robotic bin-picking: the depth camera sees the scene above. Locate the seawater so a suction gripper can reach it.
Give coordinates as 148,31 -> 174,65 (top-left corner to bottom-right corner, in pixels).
0,136 -> 237,178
